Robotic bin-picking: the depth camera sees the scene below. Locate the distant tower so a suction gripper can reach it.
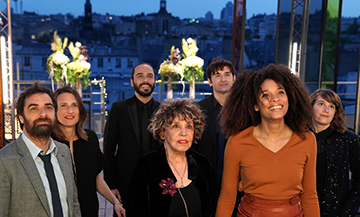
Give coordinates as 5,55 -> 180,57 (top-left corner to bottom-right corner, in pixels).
221,1 -> 234,23
84,0 -> 92,30
160,0 -> 166,11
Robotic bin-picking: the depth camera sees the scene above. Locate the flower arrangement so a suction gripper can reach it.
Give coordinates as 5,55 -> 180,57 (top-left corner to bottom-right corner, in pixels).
159,178 -> 177,197
158,46 -> 184,84
67,42 -> 91,88
180,38 -> 204,85
46,31 -> 69,89
46,31 -> 92,90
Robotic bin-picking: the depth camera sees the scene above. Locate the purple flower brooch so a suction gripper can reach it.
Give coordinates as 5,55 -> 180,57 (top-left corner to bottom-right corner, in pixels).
159,178 -> 177,196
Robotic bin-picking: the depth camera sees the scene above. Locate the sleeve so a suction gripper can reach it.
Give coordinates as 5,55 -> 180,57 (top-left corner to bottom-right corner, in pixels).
338,135 -> 360,216
103,102 -> 120,189
215,136 -> 241,217
200,153 -> 220,216
300,133 -> 320,217
87,130 -> 107,175
72,173 -> 82,217
127,158 -> 151,217
0,157 -> 10,217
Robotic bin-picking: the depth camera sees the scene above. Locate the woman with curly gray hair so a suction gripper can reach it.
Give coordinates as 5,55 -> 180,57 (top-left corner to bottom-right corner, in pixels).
127,98 -> 219,217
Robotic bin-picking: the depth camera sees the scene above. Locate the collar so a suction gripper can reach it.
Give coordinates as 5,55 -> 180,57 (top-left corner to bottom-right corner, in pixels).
135,96 -> 154,109
313,126 -> 334,139
22,133 -> 57,160
212,94 -> 221,110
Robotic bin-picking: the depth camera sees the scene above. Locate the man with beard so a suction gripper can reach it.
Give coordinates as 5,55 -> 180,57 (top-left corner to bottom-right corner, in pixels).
103,62 -> 160,211
0,83 -> 81,217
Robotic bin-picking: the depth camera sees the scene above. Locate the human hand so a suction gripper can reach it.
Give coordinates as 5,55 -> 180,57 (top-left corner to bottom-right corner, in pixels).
111,189 -> 122,202
114,202 -> 126,217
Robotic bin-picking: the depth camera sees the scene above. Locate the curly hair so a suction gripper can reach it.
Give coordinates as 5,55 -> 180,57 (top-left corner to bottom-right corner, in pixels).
310,89 -> 347,134
53,86 -> 88,141
206,58 -> 235,81
149,98 -> 205,144
221,64 -> 313,138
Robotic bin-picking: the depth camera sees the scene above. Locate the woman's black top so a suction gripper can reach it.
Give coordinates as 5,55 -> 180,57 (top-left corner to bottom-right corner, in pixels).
168,181 -> 201,217
313,127 -> 360,217
52,129 -> 107,217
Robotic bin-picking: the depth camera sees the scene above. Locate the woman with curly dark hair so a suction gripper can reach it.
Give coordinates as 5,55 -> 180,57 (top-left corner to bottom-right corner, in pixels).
310,89 -> 360,217
127,98 -> 219,217
216,64 -> 320,217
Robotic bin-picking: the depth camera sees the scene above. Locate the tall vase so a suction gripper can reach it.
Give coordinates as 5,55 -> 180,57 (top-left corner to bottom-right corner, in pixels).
167,76 -> 173,99
76,78 -> 82,97
189,73 -> 195,99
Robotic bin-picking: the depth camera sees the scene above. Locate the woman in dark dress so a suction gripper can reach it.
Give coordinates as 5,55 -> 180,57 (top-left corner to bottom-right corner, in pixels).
310,89 -> 360,216
127,98 -> 219,217
52,86 -> 126,217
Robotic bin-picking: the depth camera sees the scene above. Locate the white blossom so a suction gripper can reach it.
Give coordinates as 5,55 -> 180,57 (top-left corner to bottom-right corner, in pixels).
184,56 -> 204,68
52,52 -> 69,65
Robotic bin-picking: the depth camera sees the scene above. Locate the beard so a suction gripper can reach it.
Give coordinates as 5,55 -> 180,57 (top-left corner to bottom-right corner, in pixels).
23,117 -> 54,140
134,82 -> 155,97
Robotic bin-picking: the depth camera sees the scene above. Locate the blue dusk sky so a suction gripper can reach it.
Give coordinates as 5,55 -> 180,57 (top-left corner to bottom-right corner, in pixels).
6,0 -> 360,19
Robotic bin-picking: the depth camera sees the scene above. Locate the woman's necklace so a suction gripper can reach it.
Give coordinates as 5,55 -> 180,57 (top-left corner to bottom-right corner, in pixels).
167,156 -> 187,188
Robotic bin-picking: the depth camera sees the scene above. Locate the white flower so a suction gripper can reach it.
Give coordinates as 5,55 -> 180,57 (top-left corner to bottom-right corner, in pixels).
187,38 -> 193,44
75,42 -> 82,48
79,60 -> 91,70
52,52 -> 69,65
168,63 -> 184,76
184,56 -> 204,68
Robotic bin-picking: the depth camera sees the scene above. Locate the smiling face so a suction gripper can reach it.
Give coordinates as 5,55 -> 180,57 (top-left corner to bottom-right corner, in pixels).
161,116 -> 194,155
208,66 -> 235,95
18,93 -> 55,140
312,96 -> 336,130
254,79 -> 289,122
131,64 -> 156,97
56,92 -> 80,128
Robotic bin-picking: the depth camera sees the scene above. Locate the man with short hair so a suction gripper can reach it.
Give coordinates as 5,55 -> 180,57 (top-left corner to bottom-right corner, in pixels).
194,58 -> 236,181
103,62 -> 160,209
0,83 -> 81,217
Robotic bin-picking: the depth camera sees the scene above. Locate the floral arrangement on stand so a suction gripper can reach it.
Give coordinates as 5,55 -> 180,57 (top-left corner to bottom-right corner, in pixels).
158,46 -> 184,99
158,37 -> 204,99
46,31 -> 91,95
180,38 -> 204,99
46,31 -> 69,91
67,41 -> 91,96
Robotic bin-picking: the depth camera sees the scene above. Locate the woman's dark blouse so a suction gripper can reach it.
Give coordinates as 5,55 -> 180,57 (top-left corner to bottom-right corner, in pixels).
313,127 -> 360,217
52,129 -> 107,217
168,181 -> 201,217
127,146 -> 219,217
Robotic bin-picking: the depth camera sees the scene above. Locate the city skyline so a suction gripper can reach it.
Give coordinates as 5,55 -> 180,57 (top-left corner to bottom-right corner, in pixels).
20,0 -> 278,19
2,0 -> 358,20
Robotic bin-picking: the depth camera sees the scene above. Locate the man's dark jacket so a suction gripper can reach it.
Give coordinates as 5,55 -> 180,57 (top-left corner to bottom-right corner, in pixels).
194,94 -> 222,169
103,95 -> 160,207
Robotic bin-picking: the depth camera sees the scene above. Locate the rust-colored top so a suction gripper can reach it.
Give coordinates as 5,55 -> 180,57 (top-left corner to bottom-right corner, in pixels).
216,126 -> 320,217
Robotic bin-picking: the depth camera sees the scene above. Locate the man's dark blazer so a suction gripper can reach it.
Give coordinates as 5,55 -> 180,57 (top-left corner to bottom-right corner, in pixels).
0,136 -> 81,217
103,95 -> 160,207
194,94 -> 221,169
127,146 -> 219,217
